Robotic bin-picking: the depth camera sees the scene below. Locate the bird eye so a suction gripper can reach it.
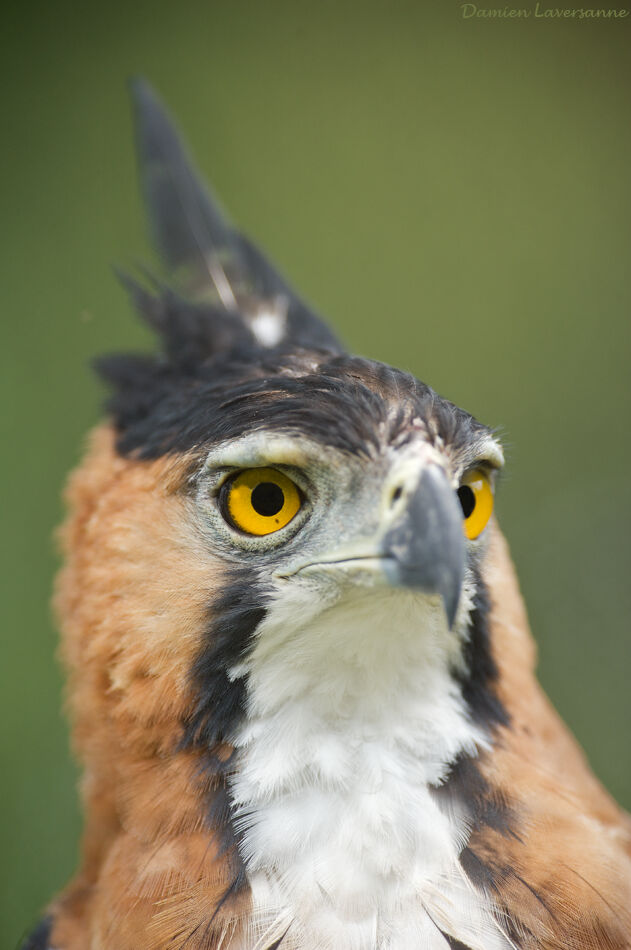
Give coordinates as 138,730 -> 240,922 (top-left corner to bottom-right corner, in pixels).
457,470 -> 494,540
221,467 -> 302,536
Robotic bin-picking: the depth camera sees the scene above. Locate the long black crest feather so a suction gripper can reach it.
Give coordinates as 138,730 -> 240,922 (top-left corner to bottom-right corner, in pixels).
129,78 -> 342,353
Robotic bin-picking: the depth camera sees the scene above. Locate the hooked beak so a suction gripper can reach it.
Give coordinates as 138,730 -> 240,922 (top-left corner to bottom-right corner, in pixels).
381,466 -> 465,628
282,465 -> 466,629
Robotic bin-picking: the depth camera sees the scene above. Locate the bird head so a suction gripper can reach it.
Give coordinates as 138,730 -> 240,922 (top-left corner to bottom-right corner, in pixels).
59,81 -> 508,762
55,75 -> 514,798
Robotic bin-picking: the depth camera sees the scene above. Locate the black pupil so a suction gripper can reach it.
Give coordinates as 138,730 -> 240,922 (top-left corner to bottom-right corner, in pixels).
251,481 -> 285,517
457,485 -> 476,519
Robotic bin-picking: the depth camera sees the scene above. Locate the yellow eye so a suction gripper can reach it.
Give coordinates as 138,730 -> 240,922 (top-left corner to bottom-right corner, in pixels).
457,470 -> 494,540
222,467 -> 302,536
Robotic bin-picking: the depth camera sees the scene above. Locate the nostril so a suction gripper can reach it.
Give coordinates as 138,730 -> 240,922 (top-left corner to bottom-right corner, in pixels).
391,485 -> 403,506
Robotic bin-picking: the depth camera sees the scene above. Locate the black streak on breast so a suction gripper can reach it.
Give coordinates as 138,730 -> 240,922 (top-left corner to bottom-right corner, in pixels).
179,566 -> 267,902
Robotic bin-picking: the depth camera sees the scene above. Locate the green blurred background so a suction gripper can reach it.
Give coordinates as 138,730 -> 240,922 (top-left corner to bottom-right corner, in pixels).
2,0 -> 630,943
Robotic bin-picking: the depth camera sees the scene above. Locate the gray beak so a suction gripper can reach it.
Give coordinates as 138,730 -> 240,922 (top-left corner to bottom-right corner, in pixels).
382,466 -> 465,627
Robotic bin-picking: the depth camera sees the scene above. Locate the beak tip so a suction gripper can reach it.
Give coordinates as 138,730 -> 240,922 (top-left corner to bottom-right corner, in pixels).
381,466 -> 465,630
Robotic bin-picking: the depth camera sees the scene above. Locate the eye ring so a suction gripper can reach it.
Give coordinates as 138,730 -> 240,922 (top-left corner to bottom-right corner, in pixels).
220,467 -> 302,536
457,470 -> 494,540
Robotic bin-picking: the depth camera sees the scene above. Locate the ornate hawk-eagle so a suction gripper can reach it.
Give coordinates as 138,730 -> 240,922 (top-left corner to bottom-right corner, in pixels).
22,81 -> 631,950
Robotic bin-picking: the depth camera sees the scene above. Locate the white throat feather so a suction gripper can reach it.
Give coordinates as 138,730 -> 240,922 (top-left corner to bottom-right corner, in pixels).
226,581 -> 513,950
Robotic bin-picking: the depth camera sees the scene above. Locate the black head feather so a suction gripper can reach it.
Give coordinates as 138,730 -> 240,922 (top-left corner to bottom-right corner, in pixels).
99,81 -> 493,473
127,78 -> 341,359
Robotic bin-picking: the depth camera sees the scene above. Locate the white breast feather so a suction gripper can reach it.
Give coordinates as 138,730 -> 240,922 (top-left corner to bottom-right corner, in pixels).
228,582 -> 513,950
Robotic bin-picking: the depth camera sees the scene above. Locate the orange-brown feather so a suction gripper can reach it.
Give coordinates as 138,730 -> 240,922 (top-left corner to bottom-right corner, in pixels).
50,425 -> 247,948
471,525 -> 631,948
